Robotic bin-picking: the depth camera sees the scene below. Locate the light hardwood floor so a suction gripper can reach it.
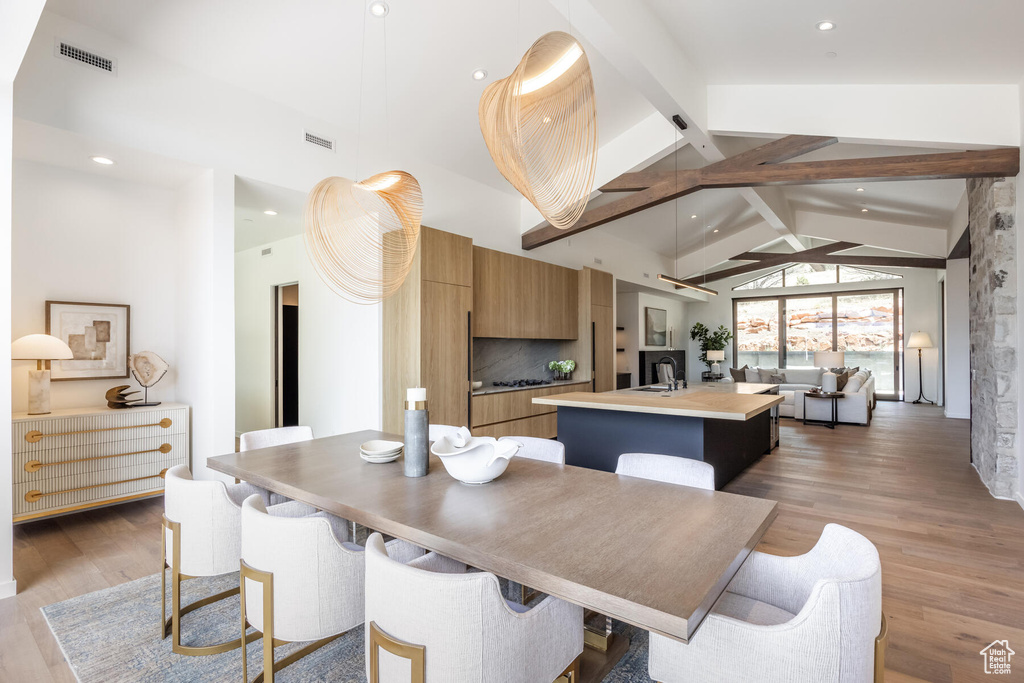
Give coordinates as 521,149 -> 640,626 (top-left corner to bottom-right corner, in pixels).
3,402 -> 1021,682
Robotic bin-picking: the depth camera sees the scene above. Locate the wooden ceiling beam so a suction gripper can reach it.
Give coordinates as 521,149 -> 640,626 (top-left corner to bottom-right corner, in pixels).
677,242 -> 861,287
521,136 -> 1019,251
676,243 -> 945,288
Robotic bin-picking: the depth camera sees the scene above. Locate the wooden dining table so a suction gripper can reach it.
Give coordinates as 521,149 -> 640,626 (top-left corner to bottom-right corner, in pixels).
207,430 -> 777,680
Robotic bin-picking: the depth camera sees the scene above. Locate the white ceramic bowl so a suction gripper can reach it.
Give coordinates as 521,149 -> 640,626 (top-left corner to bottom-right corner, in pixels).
361,439 -> 403,456
430,436 -> 519,484
472,381 -> 483,390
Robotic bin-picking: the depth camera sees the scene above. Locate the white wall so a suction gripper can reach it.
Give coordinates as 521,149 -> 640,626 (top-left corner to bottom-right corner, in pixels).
0,81 -> 14,600
1,0 -> 46,601
944,260 -> 970,419
11,161 -> 179,411
683,269 -> 944,401
235,234 -> 381,440
615,291 -> 687,386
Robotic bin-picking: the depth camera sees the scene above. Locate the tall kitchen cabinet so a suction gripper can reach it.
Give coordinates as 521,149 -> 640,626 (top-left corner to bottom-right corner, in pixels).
383,227 -> 472,433
472,247 -> 577,339
578,268 -> 615,393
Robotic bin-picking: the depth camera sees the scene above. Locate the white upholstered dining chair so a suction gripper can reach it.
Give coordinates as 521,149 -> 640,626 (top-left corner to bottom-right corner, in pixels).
364,532 -> 584,683
239,425 -> 314,451
501,435 -> 565,464
161,465 -> 314,656
615,452 -> 716,491
239,496 -> 424,683
649,524 -> 886,683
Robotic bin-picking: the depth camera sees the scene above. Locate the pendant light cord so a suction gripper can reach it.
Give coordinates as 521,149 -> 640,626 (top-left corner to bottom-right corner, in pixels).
356,2 -> 368,181
674,127 -> 679,279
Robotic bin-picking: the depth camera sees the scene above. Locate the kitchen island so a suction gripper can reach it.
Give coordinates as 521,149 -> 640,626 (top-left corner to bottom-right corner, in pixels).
533,383 -> 783,489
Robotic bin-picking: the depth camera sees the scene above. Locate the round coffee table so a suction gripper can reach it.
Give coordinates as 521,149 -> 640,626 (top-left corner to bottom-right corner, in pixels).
803,391 -> 845,429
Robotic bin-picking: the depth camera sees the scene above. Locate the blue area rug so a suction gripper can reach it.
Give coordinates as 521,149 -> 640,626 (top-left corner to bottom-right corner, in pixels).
42,572 -> 651,682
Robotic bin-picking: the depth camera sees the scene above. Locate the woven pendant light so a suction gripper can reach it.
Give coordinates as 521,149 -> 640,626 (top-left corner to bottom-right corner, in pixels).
304,170 -> 423,305
479,30 -> 598,230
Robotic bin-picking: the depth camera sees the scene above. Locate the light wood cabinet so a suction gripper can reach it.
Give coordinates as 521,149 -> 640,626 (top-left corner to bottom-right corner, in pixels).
383,227 -> 472,433
575,267 -> 614,393
592,304 -> 615,393
471,382 -> 587,429
472,246 -> 578,340
473,413 -> 557,439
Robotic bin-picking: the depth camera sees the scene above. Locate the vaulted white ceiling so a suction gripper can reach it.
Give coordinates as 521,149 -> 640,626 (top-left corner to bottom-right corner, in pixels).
32,0 -> 1017,265
644,0 -> 1024,85
44,0 -> 654,195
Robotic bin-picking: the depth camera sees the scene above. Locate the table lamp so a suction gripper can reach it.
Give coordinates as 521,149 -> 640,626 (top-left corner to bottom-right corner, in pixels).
906,331 -> 934,404
814,351 -> 846,393
706,349 -> 725,375
12,334 -> 74,415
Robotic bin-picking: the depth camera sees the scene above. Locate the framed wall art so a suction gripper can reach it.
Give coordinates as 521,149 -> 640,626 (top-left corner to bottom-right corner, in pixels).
45,301 -> 130,381
645,307 -> 667,346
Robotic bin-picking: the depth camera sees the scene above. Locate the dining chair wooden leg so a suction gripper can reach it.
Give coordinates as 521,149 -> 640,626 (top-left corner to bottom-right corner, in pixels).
368,621 -> 425,683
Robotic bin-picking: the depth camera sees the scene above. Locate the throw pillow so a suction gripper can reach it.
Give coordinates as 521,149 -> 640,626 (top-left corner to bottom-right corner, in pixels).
729,365 -> 748,382
744,367 -> 761,383
770,373 -> 786,384
835,371 -> 850,391
845,376 -> 864,393
757,368 -> 777,384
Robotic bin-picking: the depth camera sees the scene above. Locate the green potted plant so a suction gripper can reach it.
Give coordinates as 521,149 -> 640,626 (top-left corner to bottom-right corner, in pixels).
689,323 -> 734,372
548,359 -> 576,381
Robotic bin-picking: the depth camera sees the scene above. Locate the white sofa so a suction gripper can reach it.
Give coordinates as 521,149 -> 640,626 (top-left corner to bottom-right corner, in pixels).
724,367 -> 875,425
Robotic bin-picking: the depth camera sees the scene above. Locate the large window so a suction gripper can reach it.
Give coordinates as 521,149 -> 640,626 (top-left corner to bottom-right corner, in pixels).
733,288 -> 903,399
734,264 -> 903,291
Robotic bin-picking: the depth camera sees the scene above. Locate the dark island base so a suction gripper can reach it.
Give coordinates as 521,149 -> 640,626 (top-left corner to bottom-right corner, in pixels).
558,406 -> 773,490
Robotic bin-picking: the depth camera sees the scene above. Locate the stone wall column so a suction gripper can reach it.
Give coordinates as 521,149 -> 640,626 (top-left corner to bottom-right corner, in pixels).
969,177 -> 1018,499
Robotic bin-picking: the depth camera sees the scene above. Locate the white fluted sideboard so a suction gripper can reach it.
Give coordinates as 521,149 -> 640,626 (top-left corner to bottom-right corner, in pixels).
12,403 -> 189,522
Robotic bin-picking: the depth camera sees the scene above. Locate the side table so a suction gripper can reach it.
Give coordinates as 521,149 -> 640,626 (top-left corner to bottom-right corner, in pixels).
803,391 -> 845,429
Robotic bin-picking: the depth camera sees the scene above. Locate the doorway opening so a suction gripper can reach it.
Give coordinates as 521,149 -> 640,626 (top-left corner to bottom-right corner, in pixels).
275,284 -> 299,427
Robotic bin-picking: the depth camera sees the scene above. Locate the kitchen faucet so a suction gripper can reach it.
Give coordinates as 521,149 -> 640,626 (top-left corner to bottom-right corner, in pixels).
658,356 -> 681,391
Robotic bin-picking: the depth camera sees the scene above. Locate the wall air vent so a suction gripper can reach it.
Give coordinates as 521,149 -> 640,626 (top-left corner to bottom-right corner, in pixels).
262,247 -> 273,257
303,130 -> 335,152
54,39 -> 117,75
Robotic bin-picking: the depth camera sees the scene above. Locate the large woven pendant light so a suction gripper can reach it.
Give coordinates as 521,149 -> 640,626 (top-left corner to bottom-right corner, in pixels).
305,171 -> 423,305
303,1 -> 422,304
479,30 -> 598,230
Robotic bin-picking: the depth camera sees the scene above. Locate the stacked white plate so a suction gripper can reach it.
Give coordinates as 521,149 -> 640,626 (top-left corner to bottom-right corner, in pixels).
360,439 -> 403,463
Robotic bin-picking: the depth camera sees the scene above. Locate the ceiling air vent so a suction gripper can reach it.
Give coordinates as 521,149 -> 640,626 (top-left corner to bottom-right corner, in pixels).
54,39 -> 117,75
261,247 -> 273,257
303,130 -> 335,152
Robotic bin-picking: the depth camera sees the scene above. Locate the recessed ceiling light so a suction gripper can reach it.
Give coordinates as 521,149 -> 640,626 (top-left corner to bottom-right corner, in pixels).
713,229 -> 719,233
368,1 -> 389,17
691,214 -> 698,219
856,187 -> 865,192
816,21 -> 835,31
91,156 -> 114,165
861,208 -> 868,212
264,210 -> 278,216
243,218 -> 254,223
825,51 -> 838,59
472,69 -> 488,81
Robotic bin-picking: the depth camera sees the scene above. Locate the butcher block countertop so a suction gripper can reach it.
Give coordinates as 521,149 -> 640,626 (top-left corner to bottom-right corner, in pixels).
532,383 -> 784,421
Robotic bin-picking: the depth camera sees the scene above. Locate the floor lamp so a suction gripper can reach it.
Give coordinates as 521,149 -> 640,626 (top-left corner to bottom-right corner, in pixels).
906,332 -> 934,404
